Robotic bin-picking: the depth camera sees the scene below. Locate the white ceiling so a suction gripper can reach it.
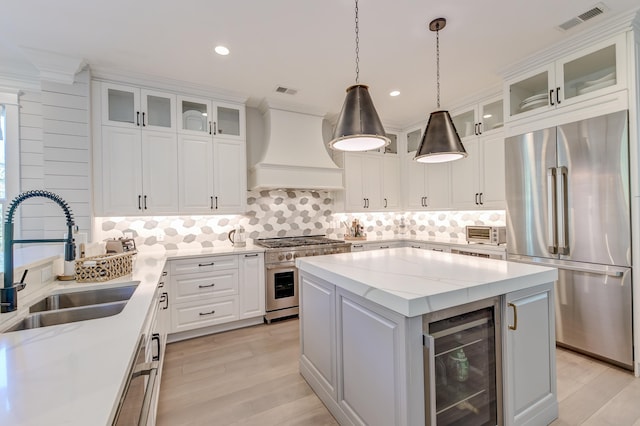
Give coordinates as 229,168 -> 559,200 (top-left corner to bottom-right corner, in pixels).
0,0 -> 638,128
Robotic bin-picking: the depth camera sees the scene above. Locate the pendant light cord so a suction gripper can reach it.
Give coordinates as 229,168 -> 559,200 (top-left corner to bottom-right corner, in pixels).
354,0 -> 360,84
436,23 -> 440,109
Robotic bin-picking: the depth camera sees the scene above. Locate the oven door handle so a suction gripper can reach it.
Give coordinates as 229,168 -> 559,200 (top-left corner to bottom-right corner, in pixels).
265,265 -> 297,271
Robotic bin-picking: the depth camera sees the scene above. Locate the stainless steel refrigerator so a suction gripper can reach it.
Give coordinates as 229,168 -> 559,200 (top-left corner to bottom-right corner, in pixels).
505,110 -> 633,369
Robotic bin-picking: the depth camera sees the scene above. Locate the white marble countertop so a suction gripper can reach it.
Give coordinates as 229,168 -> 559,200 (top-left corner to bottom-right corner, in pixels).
297,247 -> 556,317
0,243 -> 264,426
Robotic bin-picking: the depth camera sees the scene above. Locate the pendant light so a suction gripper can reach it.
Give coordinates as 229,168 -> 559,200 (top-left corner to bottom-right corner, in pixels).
329,0 -> 390,152
414,18 -> 467,163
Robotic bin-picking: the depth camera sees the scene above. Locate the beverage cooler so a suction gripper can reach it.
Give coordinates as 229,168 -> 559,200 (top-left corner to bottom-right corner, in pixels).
423,297 -> 502,425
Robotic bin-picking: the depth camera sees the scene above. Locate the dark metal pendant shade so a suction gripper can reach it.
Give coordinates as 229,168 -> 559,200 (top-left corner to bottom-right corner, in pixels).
414,110 -> 467,163
329,84 -> 390,152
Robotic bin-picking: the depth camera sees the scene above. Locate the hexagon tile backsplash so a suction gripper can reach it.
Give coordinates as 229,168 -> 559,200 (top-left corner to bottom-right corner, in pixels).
93,190 -> 505,252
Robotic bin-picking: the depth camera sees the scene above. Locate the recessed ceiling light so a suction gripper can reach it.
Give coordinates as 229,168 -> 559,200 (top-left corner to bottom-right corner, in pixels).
389,90 -> 401,97
214,45 -> 230,56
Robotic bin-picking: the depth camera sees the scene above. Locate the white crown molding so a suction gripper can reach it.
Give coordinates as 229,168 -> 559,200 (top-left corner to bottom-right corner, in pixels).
500,7 -> 640,79
19,46 -> 86,85
0,71 -> 40,92
91,66 -> 248,104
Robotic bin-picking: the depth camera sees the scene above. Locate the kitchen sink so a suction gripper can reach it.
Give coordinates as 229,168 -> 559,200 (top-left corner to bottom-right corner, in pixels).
29,283 -> 139,313
5,301 -> 128,332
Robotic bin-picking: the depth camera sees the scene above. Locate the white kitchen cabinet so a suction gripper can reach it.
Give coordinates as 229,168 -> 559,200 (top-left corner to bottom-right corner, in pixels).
406,242 -> 450,253
101,126 -> 179,215
504,283 -> 558,426
101,82 -> 176,132
382,154 -> 401,210
177,94 -> 245,141
405,128 -> 451,210
239,252 -> 265,319
343,153 -> 383,210
450,131 -> 505,209
178,134 -> 246,214
167,252 -> 265,340
300,273 -> 337,398
504,33 -> 626,121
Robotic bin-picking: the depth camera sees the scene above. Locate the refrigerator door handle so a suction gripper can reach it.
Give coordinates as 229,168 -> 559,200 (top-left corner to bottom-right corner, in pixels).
547,168 -> 558,254
507,255 -> 625,277
557,166 -> 569,255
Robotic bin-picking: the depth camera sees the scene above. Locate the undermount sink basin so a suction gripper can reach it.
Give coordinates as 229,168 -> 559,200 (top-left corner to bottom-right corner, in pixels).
29,283 -> 139,313
6,301 -> 128,332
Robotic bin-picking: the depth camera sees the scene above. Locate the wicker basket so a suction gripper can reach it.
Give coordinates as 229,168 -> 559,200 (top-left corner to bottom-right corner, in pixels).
75,252 -> 135,283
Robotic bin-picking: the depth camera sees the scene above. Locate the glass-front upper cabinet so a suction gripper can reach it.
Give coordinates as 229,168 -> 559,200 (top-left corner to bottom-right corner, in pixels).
384,132 -> 398,154
101,83 -> 175,132
177,96 -> 245,140
406,128 -> 422,154
451,95 -> 503,139
505,33 -> 626,120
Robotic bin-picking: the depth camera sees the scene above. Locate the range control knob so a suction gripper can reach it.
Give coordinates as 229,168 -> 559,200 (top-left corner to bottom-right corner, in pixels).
278,254 -> 285,261
286,253 -> 293,260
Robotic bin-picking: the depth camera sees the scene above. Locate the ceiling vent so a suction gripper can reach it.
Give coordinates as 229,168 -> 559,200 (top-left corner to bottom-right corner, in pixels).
275,85 -> 298,95
558,3 -> 608,31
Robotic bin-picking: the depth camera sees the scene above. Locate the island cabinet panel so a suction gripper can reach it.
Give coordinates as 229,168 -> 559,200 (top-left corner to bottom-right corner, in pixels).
503,283 -> 558,426
339,296 -> 401,426
300,275 -> 337,398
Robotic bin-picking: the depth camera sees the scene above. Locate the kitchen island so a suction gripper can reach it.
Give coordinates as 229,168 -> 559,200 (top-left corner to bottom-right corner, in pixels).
296,247 -> 559,426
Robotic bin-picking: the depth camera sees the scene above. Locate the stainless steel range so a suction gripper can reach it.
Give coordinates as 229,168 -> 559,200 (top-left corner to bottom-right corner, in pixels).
255,235 -> 351,323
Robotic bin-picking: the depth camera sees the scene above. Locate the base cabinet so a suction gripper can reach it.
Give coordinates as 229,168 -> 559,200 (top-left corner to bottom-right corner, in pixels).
504,283 -> 558,426
167,252 -> 265,340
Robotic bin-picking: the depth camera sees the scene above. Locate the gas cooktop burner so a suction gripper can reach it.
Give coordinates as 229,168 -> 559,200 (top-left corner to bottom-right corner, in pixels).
255,235 -> 345,249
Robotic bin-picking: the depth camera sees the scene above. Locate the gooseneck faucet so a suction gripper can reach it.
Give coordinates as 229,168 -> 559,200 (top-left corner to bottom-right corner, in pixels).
1,190 -> 76,313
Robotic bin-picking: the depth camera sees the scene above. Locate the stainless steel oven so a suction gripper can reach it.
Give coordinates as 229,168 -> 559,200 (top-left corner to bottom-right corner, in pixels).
256,236 -> 351,323
266,264 -> 299,320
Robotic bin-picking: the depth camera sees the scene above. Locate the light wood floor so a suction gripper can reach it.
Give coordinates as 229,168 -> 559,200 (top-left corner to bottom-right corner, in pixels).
157,318 -> 640,425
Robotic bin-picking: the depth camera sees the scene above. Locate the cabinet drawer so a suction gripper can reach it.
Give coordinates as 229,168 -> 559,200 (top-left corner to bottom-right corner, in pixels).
170,255 -> 238,275
173,270 -> 238,303
171,297 -> 239,332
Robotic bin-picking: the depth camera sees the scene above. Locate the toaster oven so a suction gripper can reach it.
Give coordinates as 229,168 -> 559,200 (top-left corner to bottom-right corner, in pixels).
465,226 -> 506,245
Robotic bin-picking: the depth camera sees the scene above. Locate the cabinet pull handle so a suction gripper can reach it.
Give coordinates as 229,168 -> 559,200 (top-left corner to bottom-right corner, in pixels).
158,281 -> 164,288
508,302 -> 518,330
209,121 -> 212,134
384,198 -> 388,208
136,111 -> 140,126
549,89 -> 555,106
556,87 -> 561,105
479,192 -> 484,205
411,245 -> 421,248
199,309 -> 216,316
142,112 -> 146,127
138,195 -> 142,210
162,292 -> 168,309
475,193 -> 479,205
424,196 -> 428,207
152,333 -> 161,361
363,198 -> 367,208
210,196 -> 214,209
215,196 -> 218,209
213,122 -> 217,135
162,271 -> 168,276
198,262 -> 214,267
245,253 -> 259,257
474,123 -> 478,135
432,248 -> 444,252
379,245 -> 389,249
143,195 -> 148,209
478,122 -> 482,135
198,283 -> 216,288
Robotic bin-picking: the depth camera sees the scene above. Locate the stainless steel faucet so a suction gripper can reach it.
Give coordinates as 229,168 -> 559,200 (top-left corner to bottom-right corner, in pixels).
1,190 -> 76,313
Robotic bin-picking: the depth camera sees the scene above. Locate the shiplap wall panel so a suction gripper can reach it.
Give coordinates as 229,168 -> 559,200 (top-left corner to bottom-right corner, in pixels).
14,69 -> 92,241
18,89 -> 45,237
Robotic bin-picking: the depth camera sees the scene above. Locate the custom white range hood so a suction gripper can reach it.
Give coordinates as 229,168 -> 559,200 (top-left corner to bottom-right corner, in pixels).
248,100 -> 343,191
